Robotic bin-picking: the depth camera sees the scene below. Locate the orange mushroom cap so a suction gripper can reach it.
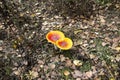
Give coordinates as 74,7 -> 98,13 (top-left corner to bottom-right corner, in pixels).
56,37 -> 73,50
46,31 -> 65,44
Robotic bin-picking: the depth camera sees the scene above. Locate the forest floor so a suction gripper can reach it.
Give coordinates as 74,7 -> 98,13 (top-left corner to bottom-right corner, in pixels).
0,1 -> 120,80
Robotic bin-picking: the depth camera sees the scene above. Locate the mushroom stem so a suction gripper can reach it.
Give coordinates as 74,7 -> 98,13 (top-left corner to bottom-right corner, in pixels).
54,44 -> 58,50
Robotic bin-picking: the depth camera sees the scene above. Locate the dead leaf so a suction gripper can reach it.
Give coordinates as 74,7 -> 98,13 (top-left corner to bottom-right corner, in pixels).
102,42 -> 107,46
115,54 -> 120,61
29,71 -> 38,79
110,78 -> 115,80
114,47 -> 120,51
74,39 -> 82,46
64,70 -> 70,76
60,55 -> 66,62
13,70 -> 20,75
72,70 -> 82,78
0,47 -> 3,51
48,63 -> 56,69
85,71 -> 93,78
74,29 -> 82,34
0,24 -> 3,29
99,15 -> 106,23
76,78 -> 81,80
65,59 -> 72,67
73,60 -> 83,66
89,54 -> 96,59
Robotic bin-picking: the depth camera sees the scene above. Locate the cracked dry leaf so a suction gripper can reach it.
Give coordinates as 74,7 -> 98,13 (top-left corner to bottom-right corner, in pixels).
64,70 -> 70,76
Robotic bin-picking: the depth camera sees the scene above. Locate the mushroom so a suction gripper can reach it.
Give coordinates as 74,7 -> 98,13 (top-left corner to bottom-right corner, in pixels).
46,31 -> 65,44
56,37 -> 73,50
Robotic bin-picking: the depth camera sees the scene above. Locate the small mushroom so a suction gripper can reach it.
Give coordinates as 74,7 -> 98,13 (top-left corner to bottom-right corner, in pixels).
46,31 -> 65,44
56,37 -> 73,50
